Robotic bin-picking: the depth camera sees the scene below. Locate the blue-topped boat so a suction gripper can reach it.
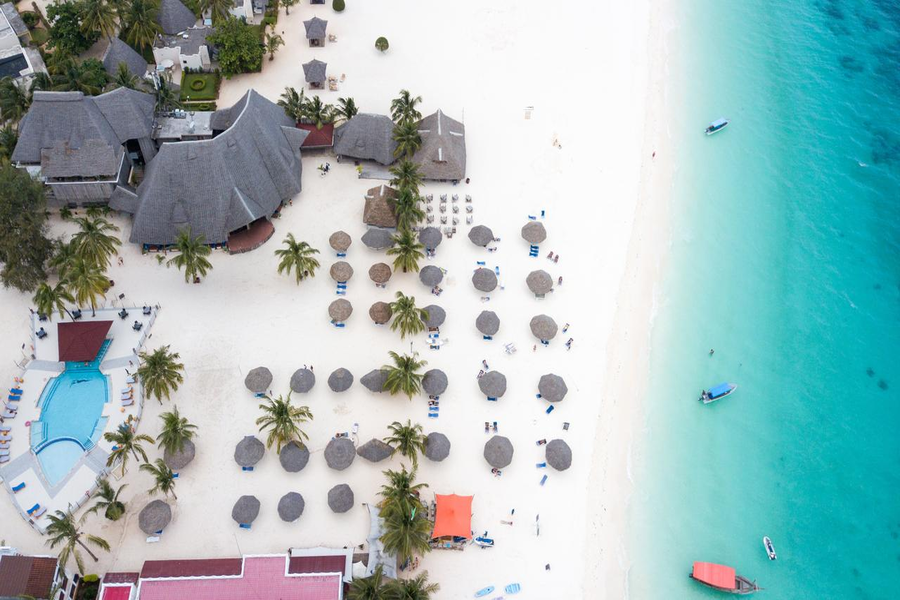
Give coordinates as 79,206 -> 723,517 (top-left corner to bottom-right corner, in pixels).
705,118 -> 729,135
699,382 -> 737,404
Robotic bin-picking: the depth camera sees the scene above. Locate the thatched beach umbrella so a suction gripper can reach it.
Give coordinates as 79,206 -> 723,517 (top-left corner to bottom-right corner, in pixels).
244,367 -> 272,393
328,483 -> 354,513
483,435 -> 514,468
368,262 -> 392,285
328,368 -> 354,392
325,437 -> 356,470
425,432 -> 451,462
546,439 -> 572,471
468,225 -> 494,247
539,373 -> 568,403
476,310 -> 500,336
419,265 -> 443,287
521,221 -> 547,244
472,268 -> 498,292
419,226 -> 443,250
422,304 -> 445,328
278,492 -> 305,522
163,439 -> 195,470
290,368 -> 316,393
530,314 -> 558,341
234,435 -> 265,468
329,231 -> 351,253
231,495 -> 260,525
526,270 -> 553,295
361,369 -> 388,392
138,499 -> 171,534
329,299 -> 353,322
369,301 -> 392,324
330,261 -> 354,282
362,228 -> 394,250
478,371 -> 507,398
279,440 -> 310,473
356,438 -> 393,463
422,369 -> 448,396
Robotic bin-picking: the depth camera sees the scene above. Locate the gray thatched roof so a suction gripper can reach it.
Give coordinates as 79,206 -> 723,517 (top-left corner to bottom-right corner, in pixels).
1,3 -> 27,37
333,114 -> 397,165
278,492 -> 305,522
369,301 -> 392,324
356,438 -> 393,463
328,483 -> 354,513
472,268 -> 498,292
422,304 -> 445,328
157,0 -> 197,35
303,59 -> 327,84
418,226 -> 443,250
329,298 -> 353,322
155,26 -> 211,55
478,371 -> 507,398
521,221 -> 547,244
330,261 -> 354,282
163,439 -> 195,470
530,314 -> 558,341
419,265 -> 443,287
369,262 -> 392,284
102,38 -> 148,80
231,495 -> 261,524
422,369 -> 448,395
412,110 -> 466,181
138,500 -> 172,534
329,230 -> 351,252
290,368 -> 315,393
476,310 -> 500,335
234,435 -> 265,467
328,368 -> 354,392
425,432 -> 450,462
303,16 -> 327,39
363,185 -> 398,228
244,366 -> 272,393
325,437 -> 356,470
546,439 -> 572,471
361,369 -> 388,392
539,374 -> 568,403
526,270 -> 553,295
468,225 -> 494,247
483,435 -> 514,468
279,440 -> 310,472
362,228 -> 394,249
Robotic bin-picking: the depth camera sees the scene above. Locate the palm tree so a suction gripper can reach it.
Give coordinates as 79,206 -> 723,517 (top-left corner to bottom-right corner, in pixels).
156,405 -> 197,454
393,188 -> 425,231
380,497 -> 432,566
278,86 -> 305,123
155,76 -> 181,112
123,0 -> 160,50
111,62 -> 141,90
265,32 -> 284,61
31,71 -> 54,92
0,124 -> 17,163
80,0 -> 118,42
388,159 -> 423,195
382,351 -> 426,400
64,257 -> 108,316
33,282 -> 75,321
384,420 -> 427,469
0,77 -> 31,125
348,564 -> 386,600
384,572 -> 440,600
255,392 -> 313,452
386,229 -> 425,273
51,59 -> 105,96
389,292 -> 427,339
390,89 -> 423,124
167,227 -> 212,283
137,345 -> 184,404
45,509 -> 111,574
378,465 -> 427,516
302,95 -> 334,130
86,478 -> 127,521
104,424 -> 154,476
334,97 -> 358,124
140,458 -> 178,499
70,216 -> 121,269
199,0 -> 232,22
275,233 -> 320,284
392,120 -> 422,159
49,240 -> 77,279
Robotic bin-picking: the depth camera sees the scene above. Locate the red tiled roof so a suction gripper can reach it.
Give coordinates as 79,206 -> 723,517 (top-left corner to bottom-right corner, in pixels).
297,123 -> 334,148
140,558 -> 243,579
288,555 -> 345,575
103,572 -> 139,585
57,320 -> 112,362
0,555 -> 58,599
101,585 -> 132,600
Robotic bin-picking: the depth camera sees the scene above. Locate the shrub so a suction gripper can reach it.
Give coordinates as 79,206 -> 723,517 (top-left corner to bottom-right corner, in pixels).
21,11 -> 38,28
375,36 -> 389,53
190,79 -> 206,91
333,0 -> 345,12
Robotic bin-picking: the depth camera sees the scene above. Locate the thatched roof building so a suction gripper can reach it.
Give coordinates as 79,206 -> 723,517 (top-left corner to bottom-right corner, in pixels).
333,114 -> 397,165
363,185 -> 399,228
411,110 -> 466,181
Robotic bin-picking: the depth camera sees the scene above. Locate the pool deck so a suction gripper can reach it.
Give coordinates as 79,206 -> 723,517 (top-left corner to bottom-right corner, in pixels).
0,307 -> 158,532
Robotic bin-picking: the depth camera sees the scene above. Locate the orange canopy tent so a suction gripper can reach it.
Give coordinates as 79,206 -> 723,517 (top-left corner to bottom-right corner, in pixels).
431,494 -> 473,539
691,562 -> 735,590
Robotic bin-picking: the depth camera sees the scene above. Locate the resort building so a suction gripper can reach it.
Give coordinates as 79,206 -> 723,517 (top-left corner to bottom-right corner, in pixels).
101,38 -> 149,81
10,89 -> 157,206
304,16 -> 328,47
152,26 -> 213,72
152,110 -> 215,143
412,109 -> 466,181
332,113 -> 397,165
303,59 -> 327,90
228,0 -> 269,23
363,184 -> 399,228
156,0 -> 198,36
0,549 -> 77,600
297,122 -> 335,149
0,3 -> 46,83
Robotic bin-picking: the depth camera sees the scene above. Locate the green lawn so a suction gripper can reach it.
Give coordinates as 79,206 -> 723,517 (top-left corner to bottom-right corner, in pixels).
29,28 -> 49,46
180,72 -> 219,102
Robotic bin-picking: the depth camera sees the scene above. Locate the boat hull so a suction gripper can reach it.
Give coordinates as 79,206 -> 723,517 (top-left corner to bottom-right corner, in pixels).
690,574 -> 760,595
700,384 -> 738,404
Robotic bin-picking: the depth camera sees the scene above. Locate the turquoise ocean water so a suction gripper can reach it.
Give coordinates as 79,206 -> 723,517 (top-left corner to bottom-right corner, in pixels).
630,0 -> 900,598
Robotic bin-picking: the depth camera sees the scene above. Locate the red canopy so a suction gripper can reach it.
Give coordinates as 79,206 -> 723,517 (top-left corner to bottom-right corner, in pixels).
692,562 -> 735,589
57,321 -> 112,362
431,494 -> 473,539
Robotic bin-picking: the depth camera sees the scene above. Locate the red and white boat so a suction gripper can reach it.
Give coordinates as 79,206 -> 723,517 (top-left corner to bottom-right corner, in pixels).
690,562 -> 760,595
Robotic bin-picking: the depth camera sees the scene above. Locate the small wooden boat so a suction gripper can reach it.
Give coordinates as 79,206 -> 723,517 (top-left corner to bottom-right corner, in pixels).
705,118 -> 729,135
690,562 -> 760,594
763,536 -> 777,560
699,382 -> 737,404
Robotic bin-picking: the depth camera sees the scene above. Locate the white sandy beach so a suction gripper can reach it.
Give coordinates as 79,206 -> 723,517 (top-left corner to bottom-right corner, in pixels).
0,0 -> 663,597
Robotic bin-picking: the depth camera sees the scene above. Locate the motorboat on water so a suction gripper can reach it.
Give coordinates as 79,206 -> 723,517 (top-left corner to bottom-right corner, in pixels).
763,536 -> 777,560
700,382 -> 737,404
705,118 -> 729,135
690,562 -> 761,595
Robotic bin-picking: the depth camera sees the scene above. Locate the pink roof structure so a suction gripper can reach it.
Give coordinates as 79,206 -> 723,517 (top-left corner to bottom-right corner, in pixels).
101,585 -> 132,600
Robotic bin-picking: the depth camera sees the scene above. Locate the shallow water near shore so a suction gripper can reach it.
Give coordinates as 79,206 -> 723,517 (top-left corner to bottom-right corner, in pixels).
630,0 -> 900,597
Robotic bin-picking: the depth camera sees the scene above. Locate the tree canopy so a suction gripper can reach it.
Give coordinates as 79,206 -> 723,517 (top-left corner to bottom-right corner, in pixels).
0,165 -> 52,292
47,2 -> 101,56
208,17 -> 264,78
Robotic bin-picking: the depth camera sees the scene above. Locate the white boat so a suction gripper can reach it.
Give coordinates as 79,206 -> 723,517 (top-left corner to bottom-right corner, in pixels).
763,536 -> 777,560
705,118 -> 729,135
699,382 -> 737,404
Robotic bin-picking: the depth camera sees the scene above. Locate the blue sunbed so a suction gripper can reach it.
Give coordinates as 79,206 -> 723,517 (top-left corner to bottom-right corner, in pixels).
536,462 -> 546,468
12,482 -> 25,492
241,466 -> 254,472
26,503 -> 39,514
239,523 -> 251,529
546,405 -> 555,414
483,335 -> 493,341
487,397 -> 497,402
540,475 -> 548,486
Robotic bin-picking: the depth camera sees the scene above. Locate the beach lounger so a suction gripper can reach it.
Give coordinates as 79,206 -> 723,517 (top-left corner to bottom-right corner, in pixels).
0,455 -> 8,464
8,395 -> 21,402
12,482 -> 25,492
121,387 -> 133,394
336,290 -> 346,296
487,397 -> 497,402
9,388 -> 22,395
0,449 -> 9,457
483,335 -> 493,341
428,412 -> 439,419
536,462 -> 547,468
0,425 -> 10,432
146,536 -> 160,543
0,433 -> 12,441
337,252 -> 346,258
125,376 -> 136,384
333,322 -> 346,328
546,405 -> 555,414
540,475 -> 548,486
239,523 -> 251,529
2,410 -> 15,419
26,503 -> 39,514
0,442 -> 9,449
254,392 -> 265,398
241,466 -> 254,472
337,283 -> 348,288
476,261 -> 486,266
121,399 -> 134,407
33,506 -> 46,518
505,583 -> 522,594
528,215 -> 537,220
